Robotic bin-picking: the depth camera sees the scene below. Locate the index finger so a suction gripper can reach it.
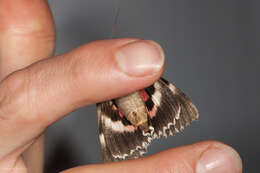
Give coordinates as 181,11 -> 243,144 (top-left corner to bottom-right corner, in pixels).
0,0 -> 56,172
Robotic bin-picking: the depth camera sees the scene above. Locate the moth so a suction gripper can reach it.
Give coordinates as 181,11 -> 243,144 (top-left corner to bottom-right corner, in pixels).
97,77 -> 199,162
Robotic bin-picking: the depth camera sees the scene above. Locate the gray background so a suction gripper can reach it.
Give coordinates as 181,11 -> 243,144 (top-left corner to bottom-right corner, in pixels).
45,0 -> 259,172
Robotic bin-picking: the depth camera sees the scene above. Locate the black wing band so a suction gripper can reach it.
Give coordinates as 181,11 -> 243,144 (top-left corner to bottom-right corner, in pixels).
145,78 -> 199,138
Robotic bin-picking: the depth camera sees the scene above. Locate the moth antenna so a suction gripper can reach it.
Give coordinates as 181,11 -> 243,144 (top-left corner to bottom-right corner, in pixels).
110,0 -> 120,38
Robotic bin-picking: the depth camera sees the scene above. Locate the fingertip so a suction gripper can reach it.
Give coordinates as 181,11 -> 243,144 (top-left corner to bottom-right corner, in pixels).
196,141 -> 242,173
68,38 -> 165,103
115,39 -> 165,77
152,140 -> 242,173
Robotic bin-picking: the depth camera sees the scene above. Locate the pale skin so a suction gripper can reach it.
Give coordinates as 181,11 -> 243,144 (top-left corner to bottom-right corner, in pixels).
0,1 -> 242,173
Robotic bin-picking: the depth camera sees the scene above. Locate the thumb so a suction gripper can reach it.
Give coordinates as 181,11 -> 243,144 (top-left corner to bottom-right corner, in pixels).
0,38 -> 165,126
62,141 -> 242,173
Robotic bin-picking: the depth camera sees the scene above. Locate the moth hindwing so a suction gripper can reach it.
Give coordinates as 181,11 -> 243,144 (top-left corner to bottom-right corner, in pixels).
97,77 -> 199,162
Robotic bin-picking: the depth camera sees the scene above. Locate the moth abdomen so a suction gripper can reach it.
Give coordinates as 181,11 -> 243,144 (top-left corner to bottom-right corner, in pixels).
115,91 -> 149,131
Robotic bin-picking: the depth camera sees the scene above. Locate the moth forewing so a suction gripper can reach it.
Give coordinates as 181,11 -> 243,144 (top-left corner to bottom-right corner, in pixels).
97,78 -> 199,162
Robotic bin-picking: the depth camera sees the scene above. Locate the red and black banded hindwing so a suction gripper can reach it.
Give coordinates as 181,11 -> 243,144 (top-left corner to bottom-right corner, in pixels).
97,77 -> 199,162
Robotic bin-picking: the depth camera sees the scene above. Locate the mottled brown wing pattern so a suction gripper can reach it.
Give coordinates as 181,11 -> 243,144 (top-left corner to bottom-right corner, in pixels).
97,101 -> 152,162
97,78 -> 199,162
145,78 -> 199,138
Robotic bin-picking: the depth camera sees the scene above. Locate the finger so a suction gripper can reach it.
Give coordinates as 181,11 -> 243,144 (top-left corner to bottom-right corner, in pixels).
0,0 -> 55,171
0,38 -> 164,158
62,141 -> 242,173
0,0 -> 55,79
22,135 -> 45,173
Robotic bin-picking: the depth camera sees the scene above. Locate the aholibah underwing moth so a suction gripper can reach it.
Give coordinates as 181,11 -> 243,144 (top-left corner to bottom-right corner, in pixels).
97,77 -> 199,162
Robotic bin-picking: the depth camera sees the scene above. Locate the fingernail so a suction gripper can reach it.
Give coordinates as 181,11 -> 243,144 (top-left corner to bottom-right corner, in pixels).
196,143 -> 242,173
115,40 -> 164,77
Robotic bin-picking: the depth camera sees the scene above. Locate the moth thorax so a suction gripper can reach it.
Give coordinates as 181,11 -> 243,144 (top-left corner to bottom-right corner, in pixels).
115,91 -> 148,131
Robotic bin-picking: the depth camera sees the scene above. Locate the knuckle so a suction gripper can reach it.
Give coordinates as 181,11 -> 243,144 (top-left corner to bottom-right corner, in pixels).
70,52 -> 91,77
0,70 -> 41,124
69,53 -> 92,90
0,71 -> 28,120
69,42 -> 109,83
7,22 -> 55,41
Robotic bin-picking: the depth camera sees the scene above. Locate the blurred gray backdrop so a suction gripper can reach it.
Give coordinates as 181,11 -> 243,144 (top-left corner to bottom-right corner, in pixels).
45,0 -> 259,172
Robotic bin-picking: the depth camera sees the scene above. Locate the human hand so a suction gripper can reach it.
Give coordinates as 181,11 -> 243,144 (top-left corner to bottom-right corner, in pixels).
0,1 -> 242,173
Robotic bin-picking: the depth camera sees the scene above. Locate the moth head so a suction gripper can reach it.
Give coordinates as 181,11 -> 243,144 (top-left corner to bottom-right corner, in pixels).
127,107 -> 149,132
